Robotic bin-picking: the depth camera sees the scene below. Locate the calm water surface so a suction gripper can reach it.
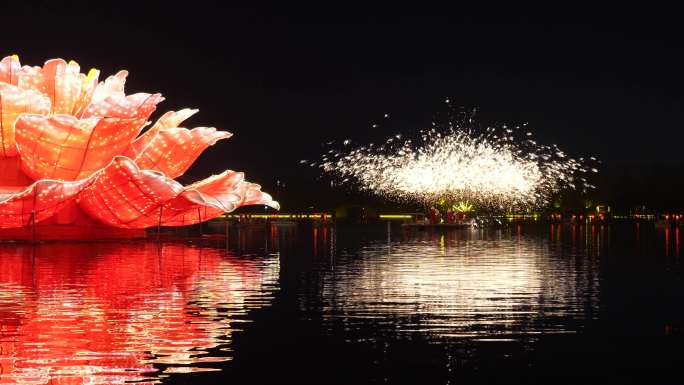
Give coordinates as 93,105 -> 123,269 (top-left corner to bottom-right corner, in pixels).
0,223 -> 682,384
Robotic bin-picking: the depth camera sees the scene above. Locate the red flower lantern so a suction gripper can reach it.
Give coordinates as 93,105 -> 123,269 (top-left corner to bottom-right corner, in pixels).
0,56 -> 278,239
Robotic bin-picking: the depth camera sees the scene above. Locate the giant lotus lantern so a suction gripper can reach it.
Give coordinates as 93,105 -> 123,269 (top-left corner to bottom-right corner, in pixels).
0,55 -> 279,240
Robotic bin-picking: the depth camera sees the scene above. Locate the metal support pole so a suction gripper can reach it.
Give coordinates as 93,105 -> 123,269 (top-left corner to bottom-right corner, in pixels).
197,207 -> 203,237
157,205 -> 163,240
31,211 -> 36,243
31,185 -> 37,243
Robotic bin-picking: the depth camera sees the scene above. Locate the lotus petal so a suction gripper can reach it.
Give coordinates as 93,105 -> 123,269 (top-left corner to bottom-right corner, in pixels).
0,83 -> 51,158
0,157 -> 35,192
235,182 -> 280,209
0,178 -> 93,228
134,127 -> 231,178
154,172 -> 279,227
184,169 -> 247,208
0,55 -> 21,85
126,108 -> 198,157
92,70 -> 128,103
153,171 -> 246,227
17,59 -> 100,116
77,159 -> 278,228
15,93 -> 161,180
82,92 -> 162,119
77,156 -> 184,228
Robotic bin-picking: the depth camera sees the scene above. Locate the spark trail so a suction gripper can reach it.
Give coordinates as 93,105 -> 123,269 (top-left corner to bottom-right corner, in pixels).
311,109 -> 597,210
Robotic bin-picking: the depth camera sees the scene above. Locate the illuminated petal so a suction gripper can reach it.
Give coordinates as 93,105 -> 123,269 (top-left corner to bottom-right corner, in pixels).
92,70 -> 128,102
77,164 -> 278,228
184,169 -> 245,206
236,182 -> 280,209
0,178 -> 93,228
0,157 -> 35,192
15,94 -> 161,181
78,169 -> 242,229
165,171 -> 247,225
157,172 -> 280,227
0,83 -> 51,158
77,156 -> 184,228
82,92 -> 163,119
126,108 -> 198,157
134,126 -> 231,178
0,55 -> 21,85
17,59 -> 100,116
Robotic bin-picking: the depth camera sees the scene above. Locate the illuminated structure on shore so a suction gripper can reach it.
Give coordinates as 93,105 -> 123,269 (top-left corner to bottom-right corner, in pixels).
0,55 -> 278,239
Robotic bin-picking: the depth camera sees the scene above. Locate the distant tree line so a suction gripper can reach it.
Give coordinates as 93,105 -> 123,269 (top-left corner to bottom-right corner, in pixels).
554,163 -> 684,213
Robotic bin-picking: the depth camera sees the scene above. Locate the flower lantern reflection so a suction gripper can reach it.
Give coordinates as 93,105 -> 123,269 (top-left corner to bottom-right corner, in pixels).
0,55 -> 278,239
0,243 -> 280,384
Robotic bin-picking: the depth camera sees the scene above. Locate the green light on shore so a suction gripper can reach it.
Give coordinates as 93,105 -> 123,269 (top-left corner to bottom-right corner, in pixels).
379,214 -> 413,219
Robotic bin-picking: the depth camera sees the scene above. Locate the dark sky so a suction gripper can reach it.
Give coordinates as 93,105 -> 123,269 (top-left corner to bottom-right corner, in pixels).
3,3 -> 683,208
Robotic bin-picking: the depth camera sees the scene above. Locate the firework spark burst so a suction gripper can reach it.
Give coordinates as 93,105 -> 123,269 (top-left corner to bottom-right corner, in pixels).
311,109 -> 597,210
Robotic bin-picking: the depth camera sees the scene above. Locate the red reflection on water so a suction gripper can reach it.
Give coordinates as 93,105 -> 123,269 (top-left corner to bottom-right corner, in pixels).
665,227 -> 670,256
313,227 -> 318,256
635,222 -> 640,242
550,223 -> 561,243
270,224 -> 279,251
0,243 -> 278,384
570,224 -> 576,247
676,227 -> 680,257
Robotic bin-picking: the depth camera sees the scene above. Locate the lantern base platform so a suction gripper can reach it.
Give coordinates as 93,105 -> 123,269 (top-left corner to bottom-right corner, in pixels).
0,225 -> 146,242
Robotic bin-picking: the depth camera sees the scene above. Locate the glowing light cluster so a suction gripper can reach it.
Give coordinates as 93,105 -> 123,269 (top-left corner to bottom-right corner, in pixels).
313,112 -> 596,209
0,55 -> 278,231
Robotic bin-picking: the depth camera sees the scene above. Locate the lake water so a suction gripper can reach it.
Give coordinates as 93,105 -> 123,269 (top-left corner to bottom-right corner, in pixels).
0,223 -> 682,384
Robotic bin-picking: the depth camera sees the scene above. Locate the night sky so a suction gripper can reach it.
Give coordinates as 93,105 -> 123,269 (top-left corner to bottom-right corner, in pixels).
3,3 -> 683,209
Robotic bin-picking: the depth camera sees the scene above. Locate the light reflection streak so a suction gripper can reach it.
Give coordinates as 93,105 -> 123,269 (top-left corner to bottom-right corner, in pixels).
306,229 -> 601,339
0,243 -> 279,384
676,227 -> 680,257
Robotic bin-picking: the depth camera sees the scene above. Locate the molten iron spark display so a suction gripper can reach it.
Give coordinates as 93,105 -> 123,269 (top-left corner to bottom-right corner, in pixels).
0,55 -> 278,238
313,109 -> 597,210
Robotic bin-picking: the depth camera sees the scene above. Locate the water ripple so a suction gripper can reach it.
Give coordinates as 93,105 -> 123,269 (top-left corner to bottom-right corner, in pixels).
0,242 -> 279,384
302,227 -> 601,340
